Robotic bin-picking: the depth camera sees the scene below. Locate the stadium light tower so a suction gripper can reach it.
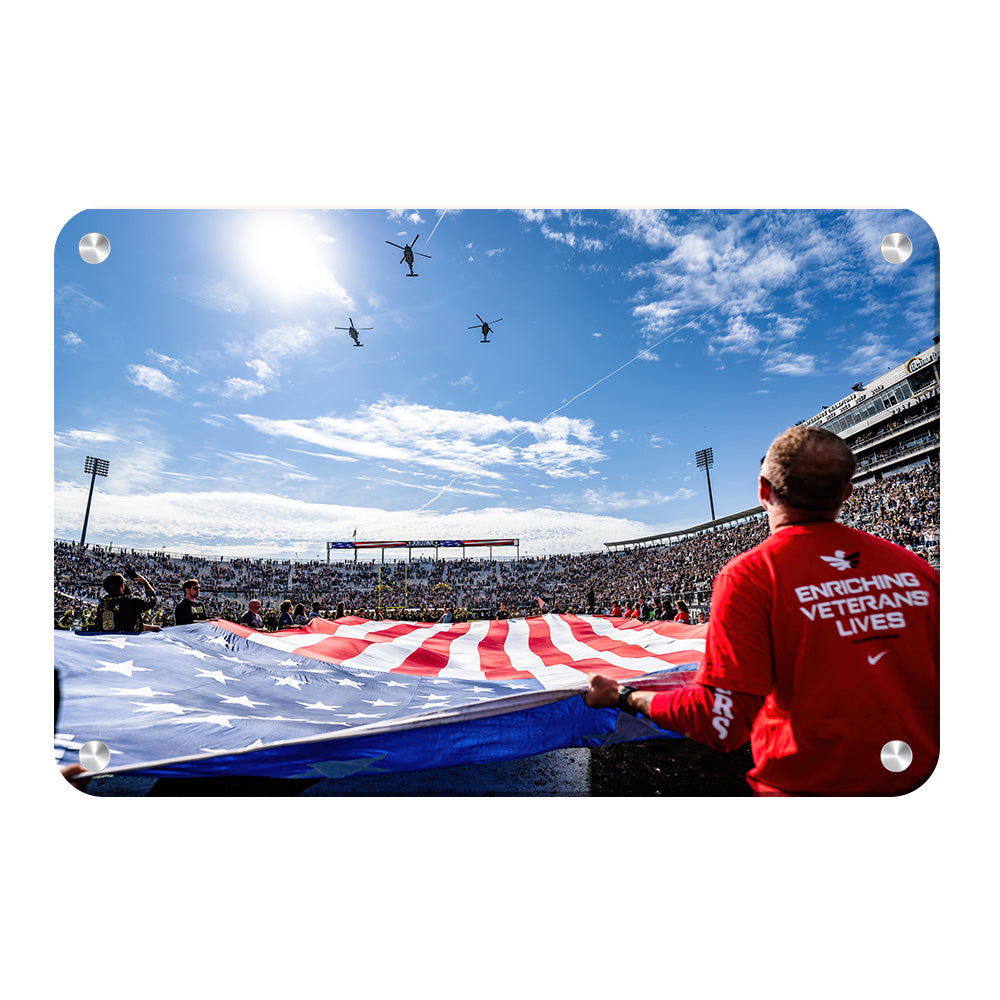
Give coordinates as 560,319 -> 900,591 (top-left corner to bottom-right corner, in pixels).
80,455 -> 110,548
694,447 -> 716,522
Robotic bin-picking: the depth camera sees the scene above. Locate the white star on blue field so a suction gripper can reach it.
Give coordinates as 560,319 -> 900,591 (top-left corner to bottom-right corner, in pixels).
54,208 -> 938,558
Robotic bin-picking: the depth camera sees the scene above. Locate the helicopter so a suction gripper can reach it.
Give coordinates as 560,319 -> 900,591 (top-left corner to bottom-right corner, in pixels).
385,234 -> 431,276
333,318 -> 373,347
468,314 -> 503,343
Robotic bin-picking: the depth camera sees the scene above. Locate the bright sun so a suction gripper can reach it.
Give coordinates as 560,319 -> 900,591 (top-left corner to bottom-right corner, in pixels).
239,213 -> 346,304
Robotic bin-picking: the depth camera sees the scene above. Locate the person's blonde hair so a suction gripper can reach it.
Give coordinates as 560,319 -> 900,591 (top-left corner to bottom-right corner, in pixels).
761,426 -> 856,512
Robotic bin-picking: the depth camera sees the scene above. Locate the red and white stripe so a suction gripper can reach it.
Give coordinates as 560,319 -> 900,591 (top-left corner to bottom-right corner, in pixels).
218,615 -> 706,690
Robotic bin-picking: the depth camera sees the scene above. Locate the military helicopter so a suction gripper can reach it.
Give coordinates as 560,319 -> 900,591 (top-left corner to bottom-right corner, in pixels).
386,234 -> 431,276
333,318 -> 373,347
468,314 -> 503,343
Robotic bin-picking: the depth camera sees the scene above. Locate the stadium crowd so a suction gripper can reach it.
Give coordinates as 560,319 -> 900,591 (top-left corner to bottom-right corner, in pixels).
53,460 -> 939,631
848,391 -> 938,453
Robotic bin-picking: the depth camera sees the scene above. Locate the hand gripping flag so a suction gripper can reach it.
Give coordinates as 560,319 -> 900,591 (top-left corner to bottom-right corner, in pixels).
54,615 -> 706,780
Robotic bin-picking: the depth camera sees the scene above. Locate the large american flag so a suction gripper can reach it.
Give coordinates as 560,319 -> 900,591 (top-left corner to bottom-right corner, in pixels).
54,615 -> 706,780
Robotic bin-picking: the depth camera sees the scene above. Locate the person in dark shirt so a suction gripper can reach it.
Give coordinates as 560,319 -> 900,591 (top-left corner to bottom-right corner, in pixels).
91,572 -> 158,633
277,600 -> 294,629
174,578 -> 207,625
239,599 -> 263,628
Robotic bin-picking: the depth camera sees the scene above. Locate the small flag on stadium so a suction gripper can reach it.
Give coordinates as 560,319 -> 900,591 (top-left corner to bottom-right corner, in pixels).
54,615 -> 706,780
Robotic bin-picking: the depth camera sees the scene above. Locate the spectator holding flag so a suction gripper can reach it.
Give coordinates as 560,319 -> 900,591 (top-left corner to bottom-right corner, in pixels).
584,426 -> 939,796
239,599 -> 263,629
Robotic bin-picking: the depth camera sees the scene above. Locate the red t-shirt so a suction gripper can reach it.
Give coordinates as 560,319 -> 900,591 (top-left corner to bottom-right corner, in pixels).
684,521 -> 938,794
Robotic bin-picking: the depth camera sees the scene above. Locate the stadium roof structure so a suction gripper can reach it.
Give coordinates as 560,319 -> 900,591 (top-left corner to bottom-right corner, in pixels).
604,506 -> 766,551
327,538 -> 520,562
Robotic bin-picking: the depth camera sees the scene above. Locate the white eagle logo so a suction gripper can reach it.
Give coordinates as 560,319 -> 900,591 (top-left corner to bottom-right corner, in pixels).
820,549 -> 860,571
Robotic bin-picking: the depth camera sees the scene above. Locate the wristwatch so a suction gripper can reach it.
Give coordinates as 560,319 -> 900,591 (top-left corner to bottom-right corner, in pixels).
617,684 -> 638,715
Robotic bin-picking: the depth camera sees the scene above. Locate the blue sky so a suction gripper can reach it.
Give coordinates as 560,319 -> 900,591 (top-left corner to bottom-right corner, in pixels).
54,208 -> 938,559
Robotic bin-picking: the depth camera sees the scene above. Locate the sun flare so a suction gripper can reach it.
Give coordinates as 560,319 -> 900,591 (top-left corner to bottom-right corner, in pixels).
239,213 -> 349,305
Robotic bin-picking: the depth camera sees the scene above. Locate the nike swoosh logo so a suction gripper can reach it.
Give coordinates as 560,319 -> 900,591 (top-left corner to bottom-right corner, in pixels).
867,651 -> 889,665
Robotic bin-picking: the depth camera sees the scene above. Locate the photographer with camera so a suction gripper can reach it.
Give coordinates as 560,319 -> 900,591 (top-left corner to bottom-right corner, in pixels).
89,567 -> 159,634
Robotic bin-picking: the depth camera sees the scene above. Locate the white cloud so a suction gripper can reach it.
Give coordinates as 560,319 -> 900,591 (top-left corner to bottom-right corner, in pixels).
240,323 -> 324,363
62,332 -> 82,348
54,428 -> 120,449
219,451 -> 299,469
126,364 -> 178,397
356,475 -> 501,498
55,284 -> 105,315
580,486 -> 696,511
52,486 -> 660,558
246,358 -> 277,382
235,399 -> 607,482
632,300 -> 683,334
288,449 -> 358,464
772,315 -> 806,339
619,212 -> 855,375
147,350 -> 197,375
711,314 -> 761,355
616,209 -> 676,247
762,351 -> 817,376
542,226 -> 575,247
221,377 -> 270,399
54,418 -> 179,497
516,210 -> 561,224
387,210 -> 425,226
838,331 -> 903,380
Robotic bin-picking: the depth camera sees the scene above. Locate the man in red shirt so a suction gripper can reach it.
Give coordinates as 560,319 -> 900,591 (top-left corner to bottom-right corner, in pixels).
585,426 -> 939,795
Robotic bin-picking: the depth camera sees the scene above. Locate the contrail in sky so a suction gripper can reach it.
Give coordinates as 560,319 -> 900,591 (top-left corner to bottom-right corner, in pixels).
533,300 -> 724,429
417,299 -> 725,510
424,210 -> 449,246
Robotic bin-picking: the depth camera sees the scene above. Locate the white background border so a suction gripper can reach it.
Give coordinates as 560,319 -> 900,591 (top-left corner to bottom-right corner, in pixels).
9,3 -> 990,996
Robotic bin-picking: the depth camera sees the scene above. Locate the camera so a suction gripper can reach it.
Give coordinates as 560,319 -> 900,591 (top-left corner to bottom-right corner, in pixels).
125,565 -> 137,580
